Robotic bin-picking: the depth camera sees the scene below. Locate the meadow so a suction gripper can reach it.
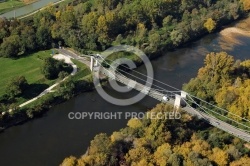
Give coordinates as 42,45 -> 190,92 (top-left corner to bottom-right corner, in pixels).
0,50 -> 56,103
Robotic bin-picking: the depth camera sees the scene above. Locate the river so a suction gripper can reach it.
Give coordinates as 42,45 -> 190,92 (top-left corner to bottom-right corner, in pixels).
0,20 -> 250,165
0,0 -> 61,19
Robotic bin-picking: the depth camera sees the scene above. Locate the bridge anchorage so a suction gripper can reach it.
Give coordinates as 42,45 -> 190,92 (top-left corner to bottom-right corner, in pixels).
89,54 -> 250,143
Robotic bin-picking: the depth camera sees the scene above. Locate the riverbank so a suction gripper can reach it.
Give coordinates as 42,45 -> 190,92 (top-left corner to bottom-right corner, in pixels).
18,0 -> 67,19
0,51 -> 93,131
0,0 -> 69,18
0,0 -> 38,15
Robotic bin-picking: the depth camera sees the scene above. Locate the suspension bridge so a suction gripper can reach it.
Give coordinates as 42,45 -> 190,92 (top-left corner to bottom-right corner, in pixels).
59,48 -> 250,143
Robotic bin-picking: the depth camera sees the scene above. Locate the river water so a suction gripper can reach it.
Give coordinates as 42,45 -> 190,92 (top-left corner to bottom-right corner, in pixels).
0,0 -> 61,18
0,20 -> 250,165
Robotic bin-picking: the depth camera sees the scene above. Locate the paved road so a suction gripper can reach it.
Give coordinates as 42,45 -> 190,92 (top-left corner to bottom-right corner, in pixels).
58,48 -> 91,67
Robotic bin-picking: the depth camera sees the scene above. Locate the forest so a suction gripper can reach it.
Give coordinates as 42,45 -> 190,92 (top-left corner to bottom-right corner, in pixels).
183,52 -> 250,121
0,0 -> 250,58
61,106 -> 250,166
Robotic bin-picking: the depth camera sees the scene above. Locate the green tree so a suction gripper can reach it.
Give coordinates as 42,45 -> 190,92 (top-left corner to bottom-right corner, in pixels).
0,35 -> 22,58
36,26 -> 51,49
6,76 -> 28,98
41,57 -> 64,79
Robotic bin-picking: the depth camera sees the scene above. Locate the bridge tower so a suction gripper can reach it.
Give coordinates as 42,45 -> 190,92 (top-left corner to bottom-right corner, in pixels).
174,91 -> 187,109
90,56 -> 94,71
90,56 -> 99,72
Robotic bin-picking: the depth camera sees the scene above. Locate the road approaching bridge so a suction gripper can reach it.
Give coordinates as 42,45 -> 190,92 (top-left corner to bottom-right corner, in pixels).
59,48 -> 250,143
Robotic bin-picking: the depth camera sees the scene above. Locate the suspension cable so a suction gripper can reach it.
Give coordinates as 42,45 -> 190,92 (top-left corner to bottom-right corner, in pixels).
189,94 -> 250,123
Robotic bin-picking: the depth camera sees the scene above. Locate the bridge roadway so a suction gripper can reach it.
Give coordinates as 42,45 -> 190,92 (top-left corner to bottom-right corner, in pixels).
59,48 -> 250,143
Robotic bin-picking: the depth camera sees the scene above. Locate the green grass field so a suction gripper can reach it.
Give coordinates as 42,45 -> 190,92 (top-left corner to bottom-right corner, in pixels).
0,50 -> 56,102
0,0 -> 26,14
71,59 -> 91,81
19,58 -> 91,108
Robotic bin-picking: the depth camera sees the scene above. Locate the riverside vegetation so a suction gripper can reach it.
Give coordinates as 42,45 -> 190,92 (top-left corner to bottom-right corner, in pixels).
0,49 -> 92,129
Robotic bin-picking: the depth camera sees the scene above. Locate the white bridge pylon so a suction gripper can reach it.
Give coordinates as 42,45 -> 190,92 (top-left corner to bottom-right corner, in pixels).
174,91 -> 187,109
90,56 -> 99,72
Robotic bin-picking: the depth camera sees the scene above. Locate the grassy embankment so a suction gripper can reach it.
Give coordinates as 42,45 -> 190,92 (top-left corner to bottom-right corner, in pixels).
0,49 -> 92,128
0,50 -> 91,106
19,57 -> 92,110
0,0 -> 37,15
0,50 -> 57,104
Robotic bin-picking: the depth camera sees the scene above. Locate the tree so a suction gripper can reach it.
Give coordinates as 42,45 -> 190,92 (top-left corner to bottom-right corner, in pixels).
36,26 -> 51,49
89,133 -> 111,155
208,147 -> 229,166
60,156 -> 77,166
162,15 -> 173,27
241,0 -> 250,11
127,118 -> 143,129
204,18 -> 216,33
57,77 -> 76,99
58,71 -> 69,80
0,35 -> 22,58
6,76 -> 28,98
183,52 -> 235,100
154,143 -> 172,166
41,57 -> 64,79
21,26 -> 36,52
149,31 -> 161,49
230,156 -> 250,166
167,153 -> 183,166
78,133 -> 112,166
170,29 -> 183,46
125,147 -> 153,165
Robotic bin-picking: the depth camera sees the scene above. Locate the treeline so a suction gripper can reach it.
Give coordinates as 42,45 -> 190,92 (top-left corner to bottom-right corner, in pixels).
183,52 -> 250,120
0,0 -> 250,58
61,104 -> 250,166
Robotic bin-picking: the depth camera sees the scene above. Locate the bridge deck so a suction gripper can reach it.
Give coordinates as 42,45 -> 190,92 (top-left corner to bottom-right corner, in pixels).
99,67 -> 250,142
58,48 -> 250,143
